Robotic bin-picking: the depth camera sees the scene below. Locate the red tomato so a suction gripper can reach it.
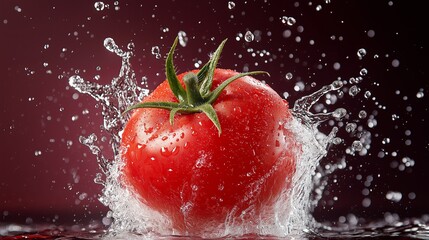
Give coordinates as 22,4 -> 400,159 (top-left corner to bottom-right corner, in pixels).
121,68 -> 300,235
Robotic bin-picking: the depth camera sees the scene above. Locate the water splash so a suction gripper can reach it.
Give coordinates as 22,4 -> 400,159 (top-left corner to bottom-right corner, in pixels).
68,38 -> 369,238
69,38 -> 148,174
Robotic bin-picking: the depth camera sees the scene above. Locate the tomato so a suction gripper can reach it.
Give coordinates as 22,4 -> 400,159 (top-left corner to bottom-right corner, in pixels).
120,38 -> 300,235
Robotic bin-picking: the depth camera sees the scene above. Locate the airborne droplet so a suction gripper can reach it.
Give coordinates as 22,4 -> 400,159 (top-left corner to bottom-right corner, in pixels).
244,31 -> 254,42
345,123 -> 357,133
178,31 -> 188,47
104,38 -> 117,53
151,46 -> 161,59
358,110 -> 367,119
364,91 -> 372,99
333,108 -> 347,119
351,140 -> 363,152
349,85 -> 361,97
357,48 -> 367,59
228,1 -> 236,10
94,1 -> 105,11
332,80 -> 344,89
359,68 -> 368,76
332,137 -> 343,145
281,16 -> 296,26
287,17 -> 296,26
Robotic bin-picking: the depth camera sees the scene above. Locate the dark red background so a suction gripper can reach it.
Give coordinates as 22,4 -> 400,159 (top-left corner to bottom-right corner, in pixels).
1,0 -> 428,226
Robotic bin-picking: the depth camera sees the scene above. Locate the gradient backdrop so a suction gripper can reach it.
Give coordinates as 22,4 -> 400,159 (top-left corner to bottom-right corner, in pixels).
1,0 -> 428,226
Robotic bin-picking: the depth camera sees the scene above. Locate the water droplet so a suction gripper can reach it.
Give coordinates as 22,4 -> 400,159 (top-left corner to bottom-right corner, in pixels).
332,80 -> 343,89
228,1 -> 236,9
94,173 -> 104,184
345,123 -> 357,133
333,108 -> 347,119
294,81 -> 305,92
391,59 -> 400,67
104,38 -> 117,53
66,140 -> 73,148
14,6 -> 22,13
348,77 -> 357,84
287,17 -> 296,26
386,191 -> 402,202
359,68 -> 368,76
351,140 -> 363,152
160,146 -> 171,157
315,5 -> 322,11
333,62 -> 341,70
79,192 -> 88,201
141,76 -> 148,87
282,16 -> 296,26
362,198 -> 371,207
34,150 -> 42,156
178,31 -> 188,47
283,92 -> 289,99
332,137 -> 343,145
244,31 -> 254,42
127,42 -> 135,50
285,72 -> 293,80
94,1 -> 105,11
151,46 -> 161,59
382,138 -> 391,144
364,91 -> 372,99
358,110 -> 367,119
348,85 -> 361,97
195,158 -> 205,168
367,29 -> 375,38
171,146 -> 180,155
357,48 -> 367,59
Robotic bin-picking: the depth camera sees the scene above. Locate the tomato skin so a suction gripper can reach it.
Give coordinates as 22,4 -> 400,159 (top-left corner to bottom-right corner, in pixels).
121,69 -> 299,234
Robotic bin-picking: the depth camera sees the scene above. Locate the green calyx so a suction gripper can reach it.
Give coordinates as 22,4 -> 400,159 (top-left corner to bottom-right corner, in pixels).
124,37 -> 269,135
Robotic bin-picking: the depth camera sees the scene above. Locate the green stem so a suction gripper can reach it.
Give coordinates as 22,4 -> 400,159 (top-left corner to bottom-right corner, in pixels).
183,72 -> 204,107
165,38 -> 186,102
